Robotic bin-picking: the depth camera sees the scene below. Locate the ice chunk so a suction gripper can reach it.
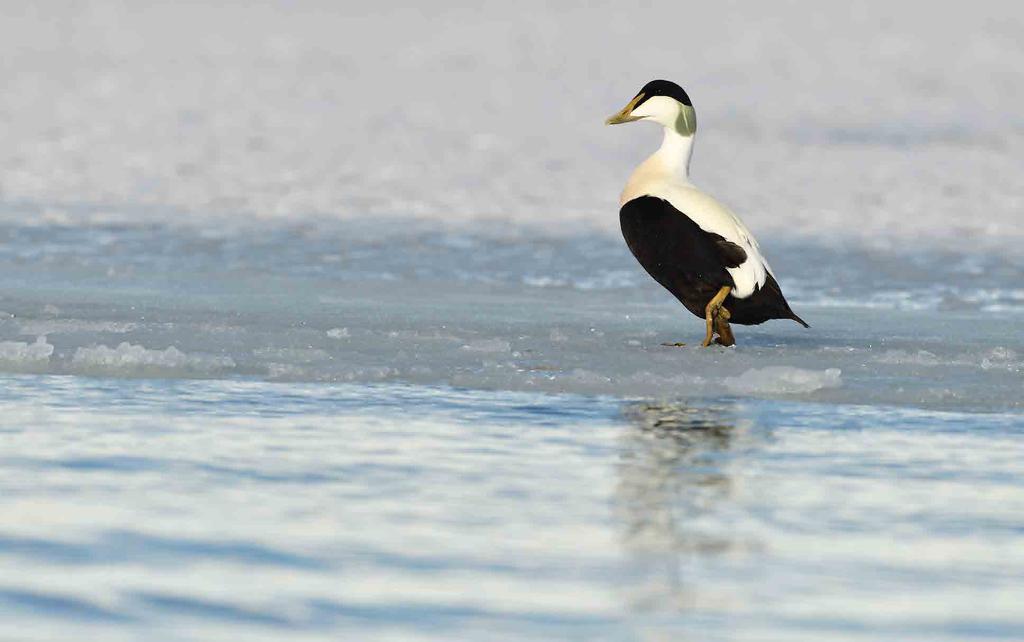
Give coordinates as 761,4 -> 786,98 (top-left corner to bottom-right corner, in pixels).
266,363 -> 307,379
528,368 -> 707,397
72,342 -> 235,375
524,276 -> 568,288
0,336 -> 54,367
252,347 -> 331,363
724,367 -> 842,395
326,327 -> 350,339
875,350 -> 942,366
876,347 -> 1021,372
18,320 -> 138,335
461,339 -> 511,353
549,329 -> 569,343
979,347 -> 1021,372
984,347 -> 1017,361
575,270 -> 638,290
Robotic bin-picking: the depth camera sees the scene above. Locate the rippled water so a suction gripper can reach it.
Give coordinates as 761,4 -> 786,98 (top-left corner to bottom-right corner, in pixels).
1,376 -> 1021,641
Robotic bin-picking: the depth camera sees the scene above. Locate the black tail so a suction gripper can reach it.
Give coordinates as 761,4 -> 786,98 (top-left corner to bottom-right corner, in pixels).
728,274 -> 812,327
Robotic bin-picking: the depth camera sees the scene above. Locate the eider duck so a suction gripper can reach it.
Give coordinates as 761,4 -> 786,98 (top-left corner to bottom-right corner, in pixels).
606,79 -> 808,347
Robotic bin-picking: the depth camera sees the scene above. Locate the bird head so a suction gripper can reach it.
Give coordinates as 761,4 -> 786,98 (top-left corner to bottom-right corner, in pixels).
605,79 -> 696,135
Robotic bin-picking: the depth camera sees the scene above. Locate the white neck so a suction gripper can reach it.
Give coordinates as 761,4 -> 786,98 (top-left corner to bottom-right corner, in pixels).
653,126 -> 694,179
619,126 -> 696,206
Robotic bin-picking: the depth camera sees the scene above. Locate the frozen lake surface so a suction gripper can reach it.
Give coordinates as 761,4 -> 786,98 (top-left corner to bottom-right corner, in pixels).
1,1 -> 1023,640
0,221 -> 1020,412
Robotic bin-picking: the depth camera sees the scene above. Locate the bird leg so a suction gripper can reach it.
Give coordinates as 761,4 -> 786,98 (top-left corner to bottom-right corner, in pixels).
714,306 -> 735,346
702,286 -> 732,347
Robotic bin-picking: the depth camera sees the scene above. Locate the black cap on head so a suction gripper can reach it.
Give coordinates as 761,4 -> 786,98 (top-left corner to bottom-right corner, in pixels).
636,79 -> 692,107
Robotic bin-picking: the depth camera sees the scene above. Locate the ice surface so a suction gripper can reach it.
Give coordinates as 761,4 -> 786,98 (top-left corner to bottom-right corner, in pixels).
0,223 -> 1019,411
724,366 -> 842,395
461,338 -> 512,353
875,349 -> 944,366
17,320 -> 138,335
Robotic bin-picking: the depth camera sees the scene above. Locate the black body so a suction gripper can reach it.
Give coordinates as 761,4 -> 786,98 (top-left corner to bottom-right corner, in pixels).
620,196 -> 807,327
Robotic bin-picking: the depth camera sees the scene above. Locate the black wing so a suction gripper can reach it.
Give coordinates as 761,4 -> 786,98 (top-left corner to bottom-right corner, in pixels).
619,195 -> 807,327
619,196 -> 743,319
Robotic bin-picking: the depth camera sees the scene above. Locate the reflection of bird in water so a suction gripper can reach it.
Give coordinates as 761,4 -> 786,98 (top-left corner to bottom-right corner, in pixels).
614,401 -> 759,612
616,402 -> 735,553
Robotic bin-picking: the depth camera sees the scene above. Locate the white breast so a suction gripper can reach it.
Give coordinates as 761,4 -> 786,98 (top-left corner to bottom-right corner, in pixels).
621,165 -> 772,299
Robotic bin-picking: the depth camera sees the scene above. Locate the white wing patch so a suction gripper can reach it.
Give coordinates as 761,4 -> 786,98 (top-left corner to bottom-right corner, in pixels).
623,182 -> 771,299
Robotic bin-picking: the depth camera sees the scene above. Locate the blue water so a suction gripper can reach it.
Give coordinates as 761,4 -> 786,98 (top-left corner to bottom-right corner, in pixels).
1,374 -> 1021,641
